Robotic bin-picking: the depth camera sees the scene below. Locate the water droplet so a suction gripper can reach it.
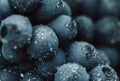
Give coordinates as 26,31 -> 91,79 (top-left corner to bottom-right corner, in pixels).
13,45 -> 18,49
1,38 -> 8,44
20,73 -> 24,77
65,23 -> 69,27
14,6 -> 17,9
28,38 -> 31,44
9,55 -> 13,59
50,48 -> 53,51
97,77 -> 102,81
34,41 -> 38,44
28,79 -> 30,81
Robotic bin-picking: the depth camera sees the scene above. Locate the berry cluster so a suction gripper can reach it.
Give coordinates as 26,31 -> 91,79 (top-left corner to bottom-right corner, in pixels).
0,0 -> 120,81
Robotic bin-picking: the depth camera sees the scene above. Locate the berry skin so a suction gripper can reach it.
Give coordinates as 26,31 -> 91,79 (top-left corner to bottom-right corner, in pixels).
67,41 -> 97,70
9,0 -> 42,14
96,50 -> 110,65
65,0 -> 98,18
67,41 -> 110,70
49,15 -> 77,43
89,65 -> 119,81
99,0 -> 120,17
27,25 -> 59,60
80,0 -> 99,18
0,68 -> 20,81
2,43 -> 26,63
0,0 -> 13,20
64,0 -> 83,17
95,16 -> 120,45
20,71 -> 43,81
29,0 -> 71,24
57,1 -> 72,17
0,15 -> 32,48
75,15 -> 95,41
55,63 -> 89,81
36,49 -> 66,77
98,47 -> 119,67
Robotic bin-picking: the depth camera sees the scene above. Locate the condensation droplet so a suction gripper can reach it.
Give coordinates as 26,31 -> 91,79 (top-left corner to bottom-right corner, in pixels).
20,73 -> 24,77
13,45 -> 18,49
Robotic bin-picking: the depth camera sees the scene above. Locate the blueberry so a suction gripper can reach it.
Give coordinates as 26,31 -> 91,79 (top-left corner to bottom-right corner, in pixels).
9,0 -> 42,14
57,1 -> 72,17
67,41 -> 110,70
75,15 -> 95,41
29,0 -> 71,24
0,15 -> 32,48
64,0 -> 83,17
0,68 -> 20,81
89,65 -> 119,81
96,50 -> 110,65
67,41 -> 96,70
2,44 -> 26,63
99,0 -> 120,17
0,0 -> 13,20
49,15 -> 77,43
80,0 -> 99,18
95,16 -> 120,45
65,0 -> 98,18
36,49 -> 66,77
55,63 -> 89,81
20,71 -> 43,81
98,47 -> 119,67
27,25 -> 59,60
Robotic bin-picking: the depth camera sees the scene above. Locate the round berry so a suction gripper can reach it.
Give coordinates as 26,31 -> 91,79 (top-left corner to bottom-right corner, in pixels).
27,25 -> 59,60
0,15 -> 32,48
55,63 -> 89,81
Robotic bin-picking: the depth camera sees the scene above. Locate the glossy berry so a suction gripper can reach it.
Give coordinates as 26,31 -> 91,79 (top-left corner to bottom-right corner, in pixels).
29,0 -> 71,24
36,49 -> 66,77
0,15 -> 32,48
49,15 -> 77,43
9,0 -> 42,14
2,44 -> 26,63
27,25 -> 59,60
0,68 -> 20,81
55,63 -> 89,81
95,16 -> 120,45
67,41 -> 110,70
75,15 -> 95,41
20,71 -> 43,81
89,65 -> 119,81
0,0 -> 13,20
